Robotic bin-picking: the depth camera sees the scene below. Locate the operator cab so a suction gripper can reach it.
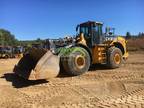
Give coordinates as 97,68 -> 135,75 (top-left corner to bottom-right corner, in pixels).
76,21 -> 103,48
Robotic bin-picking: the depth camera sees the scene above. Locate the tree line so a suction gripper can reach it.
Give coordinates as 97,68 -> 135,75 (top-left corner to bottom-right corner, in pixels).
0,29 -> 44,47
125,32 -> 144,39
0,29 -> 19,46
0,28 -> 144,47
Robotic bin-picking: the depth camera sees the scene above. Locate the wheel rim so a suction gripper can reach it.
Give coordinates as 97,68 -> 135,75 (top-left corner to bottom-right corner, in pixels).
114,53 -> 121,64
75,55 -> 85,69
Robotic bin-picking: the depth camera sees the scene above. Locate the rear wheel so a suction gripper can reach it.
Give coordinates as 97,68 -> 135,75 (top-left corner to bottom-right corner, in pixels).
62,47 -> 90,76
107,47 -> 123,68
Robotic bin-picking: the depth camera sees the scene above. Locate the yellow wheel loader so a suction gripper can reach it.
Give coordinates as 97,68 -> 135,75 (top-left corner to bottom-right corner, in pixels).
13,21 -> 128,80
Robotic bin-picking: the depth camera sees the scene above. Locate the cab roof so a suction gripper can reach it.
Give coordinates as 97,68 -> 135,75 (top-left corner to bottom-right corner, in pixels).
80,21 -> 103,26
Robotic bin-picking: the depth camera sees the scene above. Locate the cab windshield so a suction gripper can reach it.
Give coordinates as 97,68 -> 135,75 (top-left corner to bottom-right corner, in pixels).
80,26 -> 90,37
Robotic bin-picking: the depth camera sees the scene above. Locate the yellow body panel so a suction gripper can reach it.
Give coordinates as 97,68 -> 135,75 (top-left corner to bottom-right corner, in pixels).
76,33 -> 87,46
92,45 -> 107,64
110,36 -> 129,59
76,34 -> 128,64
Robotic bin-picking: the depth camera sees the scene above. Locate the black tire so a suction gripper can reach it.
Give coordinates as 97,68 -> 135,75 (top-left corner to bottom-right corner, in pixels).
107,47 -> 123,69
62,47 -> 90,76
4,55 -> 9,59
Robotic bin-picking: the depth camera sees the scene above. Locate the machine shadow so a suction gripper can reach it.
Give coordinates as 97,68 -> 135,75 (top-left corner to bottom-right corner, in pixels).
0,64 -> 111,88
0,73 -> 48,88
89,64 -> 109,71
58,64 -> 110,78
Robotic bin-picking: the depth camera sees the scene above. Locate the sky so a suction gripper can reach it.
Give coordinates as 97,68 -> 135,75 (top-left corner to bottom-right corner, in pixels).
0,0 -> 144,40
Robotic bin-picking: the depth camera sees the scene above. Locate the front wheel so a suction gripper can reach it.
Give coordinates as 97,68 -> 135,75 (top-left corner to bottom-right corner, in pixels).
61,47 -> 90,76
107,47 -> 123,69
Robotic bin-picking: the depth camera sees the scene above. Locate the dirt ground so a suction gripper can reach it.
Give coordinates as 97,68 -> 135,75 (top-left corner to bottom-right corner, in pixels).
0,52 -> 144,108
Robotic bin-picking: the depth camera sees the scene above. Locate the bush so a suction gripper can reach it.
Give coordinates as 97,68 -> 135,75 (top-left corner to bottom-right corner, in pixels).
127,38 -> 144,51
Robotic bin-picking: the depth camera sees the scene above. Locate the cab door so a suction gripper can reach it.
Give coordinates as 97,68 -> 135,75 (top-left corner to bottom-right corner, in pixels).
91,24 -> 103,45
80,26 -> 92,48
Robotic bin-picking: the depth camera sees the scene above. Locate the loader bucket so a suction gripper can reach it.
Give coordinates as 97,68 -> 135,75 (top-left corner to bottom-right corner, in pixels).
13,48 -> 60,80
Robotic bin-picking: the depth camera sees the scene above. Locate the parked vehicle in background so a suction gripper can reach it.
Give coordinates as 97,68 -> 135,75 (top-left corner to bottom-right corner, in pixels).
0,46 -> 25,58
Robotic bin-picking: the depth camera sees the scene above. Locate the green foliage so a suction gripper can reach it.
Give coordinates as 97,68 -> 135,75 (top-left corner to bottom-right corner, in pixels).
138,32 -> 144,38
58,47 -> 86,56
0,28 -> 44,47
19,38 -> 44,48
0,29 -> 18,46
126,32 -> 131,39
